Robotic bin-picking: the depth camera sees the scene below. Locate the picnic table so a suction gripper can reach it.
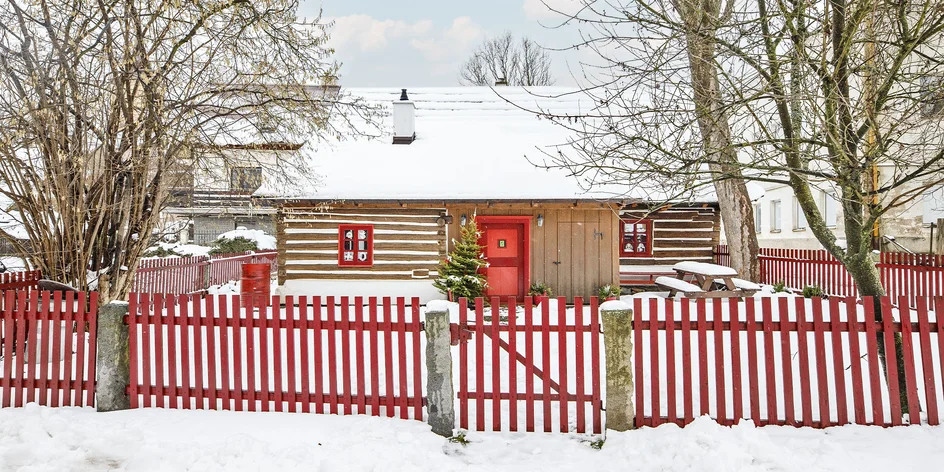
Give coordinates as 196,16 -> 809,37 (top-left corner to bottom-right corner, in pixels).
654,261 -> 760,298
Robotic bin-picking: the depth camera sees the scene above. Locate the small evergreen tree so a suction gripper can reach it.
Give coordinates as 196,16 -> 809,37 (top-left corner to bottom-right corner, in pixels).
434,218 -> 488,302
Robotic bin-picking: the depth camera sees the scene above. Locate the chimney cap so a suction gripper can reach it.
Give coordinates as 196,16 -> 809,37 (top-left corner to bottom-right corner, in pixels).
399,88 -> 409,101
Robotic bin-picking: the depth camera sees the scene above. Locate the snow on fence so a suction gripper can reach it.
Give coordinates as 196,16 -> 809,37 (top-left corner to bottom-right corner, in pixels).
713,245 -> 944,304
455,297 -> 603,434
0,270 -> 41,292
0,290 -> 99,408
126,293 -> 425,419
132,251 -> 277,294
631,296 -> 944,428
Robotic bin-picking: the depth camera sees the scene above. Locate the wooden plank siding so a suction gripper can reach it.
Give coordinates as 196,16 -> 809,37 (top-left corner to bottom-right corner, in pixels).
444,204 -> 620,303
279,206 -> 447,282
619,205 -> 721,267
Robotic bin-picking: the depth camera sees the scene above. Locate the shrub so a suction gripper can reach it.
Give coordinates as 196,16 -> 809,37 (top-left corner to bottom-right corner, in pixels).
598,284 -> 621,301
433,218 -> 488,302
209,236 -> 258,256
802,285 -> 824,298
143,246 -> 180,258
772,280 -> 788,293
528,282 -> 553,298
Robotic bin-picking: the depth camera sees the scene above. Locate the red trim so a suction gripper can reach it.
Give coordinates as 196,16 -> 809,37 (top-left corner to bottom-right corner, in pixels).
476,216 -> 532,301
338,224 -> 374,267
619,218 -> 653,257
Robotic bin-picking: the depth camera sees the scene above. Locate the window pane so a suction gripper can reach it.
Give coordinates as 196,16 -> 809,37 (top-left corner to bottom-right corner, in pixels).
794,197 -> 807,229
754,204 -> 762,232
620,219 -> 651,257
924,186 -> 944,224
825,193 -> 838,227
771,200 -> 781,231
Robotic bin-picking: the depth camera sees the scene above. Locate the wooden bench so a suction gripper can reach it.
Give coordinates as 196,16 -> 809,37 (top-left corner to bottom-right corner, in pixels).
670,261 -> 760,298
713,277 -> 762,292
654,276 -> 705,298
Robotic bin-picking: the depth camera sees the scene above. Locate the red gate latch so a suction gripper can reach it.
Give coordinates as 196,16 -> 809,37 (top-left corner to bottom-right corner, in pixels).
450,323 -> 472,346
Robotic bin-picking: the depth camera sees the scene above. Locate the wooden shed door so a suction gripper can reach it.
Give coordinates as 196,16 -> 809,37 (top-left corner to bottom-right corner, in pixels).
480,222 -> 527,300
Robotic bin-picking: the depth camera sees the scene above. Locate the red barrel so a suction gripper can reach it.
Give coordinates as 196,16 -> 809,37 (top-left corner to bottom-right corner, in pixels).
241,263 -> 271,307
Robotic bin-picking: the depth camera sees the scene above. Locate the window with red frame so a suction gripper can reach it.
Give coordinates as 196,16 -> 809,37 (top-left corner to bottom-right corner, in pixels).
338,224 -> 374,266
619,219 -> 653,257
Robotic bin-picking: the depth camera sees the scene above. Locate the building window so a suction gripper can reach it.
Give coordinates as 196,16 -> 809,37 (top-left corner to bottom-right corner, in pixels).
921,75 -> 944,118
924,185 -> 944,224
822,191 -> 838,227
619,219 -> 653,257
230,166 -> 263,192
770,200 -> 782,232
754,203 -> 762,233
338,224 -> 373,267
793,197 -> 808,230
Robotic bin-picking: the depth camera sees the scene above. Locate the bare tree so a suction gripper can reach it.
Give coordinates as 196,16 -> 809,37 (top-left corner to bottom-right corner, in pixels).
525,0 -> 944,411
460,32 -> 554,86
0,0 -> 369,301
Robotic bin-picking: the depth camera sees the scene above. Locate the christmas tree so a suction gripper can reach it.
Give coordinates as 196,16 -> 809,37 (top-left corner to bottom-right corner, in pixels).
434,217 -> 488,302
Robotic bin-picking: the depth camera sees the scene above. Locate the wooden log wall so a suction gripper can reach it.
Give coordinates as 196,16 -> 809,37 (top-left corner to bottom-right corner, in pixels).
619,206 -> 720,267
278,206 -> 447,282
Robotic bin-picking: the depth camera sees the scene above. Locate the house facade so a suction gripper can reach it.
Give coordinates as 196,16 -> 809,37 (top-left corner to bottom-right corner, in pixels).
163,149 -> 282,245
261,87 -> 723,303
747,176 -> 941,253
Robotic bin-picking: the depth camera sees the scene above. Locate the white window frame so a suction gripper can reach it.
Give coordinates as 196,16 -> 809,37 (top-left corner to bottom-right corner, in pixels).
822,191 -> 838,228
754,203 -> 762,233
771,200 -> 782,232
793,197 -> 808,230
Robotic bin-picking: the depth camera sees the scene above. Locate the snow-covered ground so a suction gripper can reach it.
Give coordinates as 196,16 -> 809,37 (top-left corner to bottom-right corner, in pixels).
0,405 -> 941,471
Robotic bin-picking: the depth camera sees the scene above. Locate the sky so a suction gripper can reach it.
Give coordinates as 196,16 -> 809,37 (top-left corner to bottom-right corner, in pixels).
296,0 -> 586,87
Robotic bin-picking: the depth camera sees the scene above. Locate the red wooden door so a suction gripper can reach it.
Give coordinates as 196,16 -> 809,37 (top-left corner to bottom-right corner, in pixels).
480,222 -> 526,300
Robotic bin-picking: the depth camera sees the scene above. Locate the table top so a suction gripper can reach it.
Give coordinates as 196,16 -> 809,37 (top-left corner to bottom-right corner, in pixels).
672,261 -> 738,277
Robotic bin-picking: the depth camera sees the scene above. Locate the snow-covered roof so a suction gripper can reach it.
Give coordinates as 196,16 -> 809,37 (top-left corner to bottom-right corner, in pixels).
255,87 -> 641,202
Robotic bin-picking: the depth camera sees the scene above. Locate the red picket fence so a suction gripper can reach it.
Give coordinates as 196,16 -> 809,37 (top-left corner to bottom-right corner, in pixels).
714,245 -> 944,304
0,290 -> 99,408
0,270 -> 41,291
126,293 -> 425,419
631,296 -> 944,428
454,297 -> 603,434
132,251 -> 277,294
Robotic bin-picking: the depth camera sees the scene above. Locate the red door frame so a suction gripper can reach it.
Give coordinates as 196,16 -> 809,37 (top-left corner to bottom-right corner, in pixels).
476,216 -> 531,301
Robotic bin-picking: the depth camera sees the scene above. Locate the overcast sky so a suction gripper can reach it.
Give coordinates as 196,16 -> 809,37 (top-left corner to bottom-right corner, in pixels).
297,0 -> 586,87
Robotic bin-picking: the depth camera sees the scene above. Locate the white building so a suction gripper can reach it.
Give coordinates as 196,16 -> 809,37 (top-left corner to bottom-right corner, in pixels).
744,175 -> 942,253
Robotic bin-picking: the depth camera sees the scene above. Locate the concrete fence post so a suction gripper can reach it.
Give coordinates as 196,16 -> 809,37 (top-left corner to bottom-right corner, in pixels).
425,302 -> 455,437
96,301 -> 131,412
601,300 -> 634,431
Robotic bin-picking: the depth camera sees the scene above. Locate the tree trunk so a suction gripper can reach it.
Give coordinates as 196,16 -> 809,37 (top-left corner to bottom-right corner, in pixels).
844,240 -> 909,415
681,3 -> 761,281
715,180 -> 761,281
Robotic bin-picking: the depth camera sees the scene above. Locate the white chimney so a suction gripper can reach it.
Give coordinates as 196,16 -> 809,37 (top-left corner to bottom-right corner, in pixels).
392,88 -> 416,145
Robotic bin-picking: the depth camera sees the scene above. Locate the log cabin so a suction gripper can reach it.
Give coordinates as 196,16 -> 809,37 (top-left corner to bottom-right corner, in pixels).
257,87 -> 723,303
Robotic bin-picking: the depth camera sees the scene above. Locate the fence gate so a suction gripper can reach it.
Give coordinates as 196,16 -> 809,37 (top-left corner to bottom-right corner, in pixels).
453,297 -> 603,434
127,294 -> 425,419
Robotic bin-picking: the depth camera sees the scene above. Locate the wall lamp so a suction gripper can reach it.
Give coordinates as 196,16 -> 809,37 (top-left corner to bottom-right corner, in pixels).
460,214 -> 468,226
537,214 -> 544,227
